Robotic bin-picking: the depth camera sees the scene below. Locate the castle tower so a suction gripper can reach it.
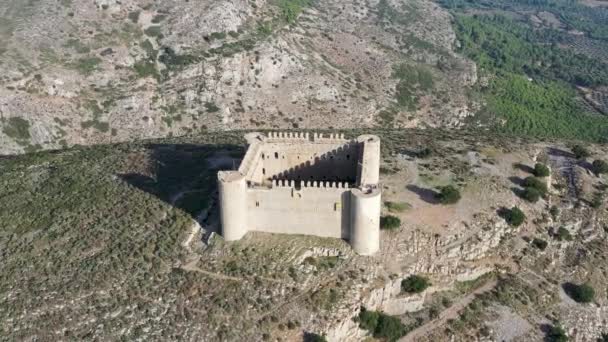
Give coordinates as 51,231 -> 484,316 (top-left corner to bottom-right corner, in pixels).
350,188 -> 381,255
356,135 -> 381,187
217,171 -> 248,240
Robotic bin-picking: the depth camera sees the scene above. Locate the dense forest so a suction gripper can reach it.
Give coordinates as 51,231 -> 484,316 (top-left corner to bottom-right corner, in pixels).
438,0 -> 608,142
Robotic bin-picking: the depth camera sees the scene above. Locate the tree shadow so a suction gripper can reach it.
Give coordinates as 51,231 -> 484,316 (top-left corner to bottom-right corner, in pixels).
547,147 -> 575,159
539,323 -> 560,342
303,332 -> 326,342
578,160 -> 594,173
496,207 -> 510,220
398,147 -> 433,159
118,143 -> 243,219
513,162 -> 534,174
508,176 -> 525,187
510,186 -> 525,199
406,185 -> 440,204
561,282 -> 579,301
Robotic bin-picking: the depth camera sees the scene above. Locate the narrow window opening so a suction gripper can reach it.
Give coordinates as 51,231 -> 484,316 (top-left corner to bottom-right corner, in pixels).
262,168 -> 266,175
255,201 -> 260,207
346,154 -> 350,160
274,152 -> 279,159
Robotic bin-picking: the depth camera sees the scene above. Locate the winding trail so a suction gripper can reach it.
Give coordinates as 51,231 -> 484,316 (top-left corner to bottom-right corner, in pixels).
399,279 -> 498,342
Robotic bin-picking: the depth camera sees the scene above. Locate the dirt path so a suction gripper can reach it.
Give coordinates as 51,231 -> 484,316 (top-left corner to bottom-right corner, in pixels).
399,279 -> 498,342
181,258 -> 243,282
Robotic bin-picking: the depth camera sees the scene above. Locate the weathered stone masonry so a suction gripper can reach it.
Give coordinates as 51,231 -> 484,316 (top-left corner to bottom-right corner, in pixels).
218,132 -> 381,255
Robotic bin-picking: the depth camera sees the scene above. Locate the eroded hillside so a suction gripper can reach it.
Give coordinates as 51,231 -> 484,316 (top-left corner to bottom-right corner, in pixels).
0,0 -> 475,154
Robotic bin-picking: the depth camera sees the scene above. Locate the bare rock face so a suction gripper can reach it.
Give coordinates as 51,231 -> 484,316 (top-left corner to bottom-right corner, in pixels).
0,0 -> 477,154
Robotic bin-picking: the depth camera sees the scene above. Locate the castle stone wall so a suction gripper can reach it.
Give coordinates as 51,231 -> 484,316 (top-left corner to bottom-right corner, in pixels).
255,142 -> 359,183
247,182 -> 351,239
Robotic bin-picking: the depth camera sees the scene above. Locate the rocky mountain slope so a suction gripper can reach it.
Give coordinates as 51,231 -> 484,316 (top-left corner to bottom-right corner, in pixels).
1,129 -> 607,341
0,0 -> 475,155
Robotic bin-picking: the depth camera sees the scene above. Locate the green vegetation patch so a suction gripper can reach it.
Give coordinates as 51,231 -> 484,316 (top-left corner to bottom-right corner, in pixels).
592,160 -> 608,175
385,201 -> 411,213
436,185 -> 461,204
564,282 -> 595,303
485,75 -> 608,142
81,120 -> 110,133
392,63 -> 434,110
401,275 -> 431,294
144,26 -> 162,37
533,163 -> 550,178
572,145 -> 591,159
2,117 -> 31,141
357,308 -> 409,342
277,0 -> 312,24
204,102 -> 220,113
380,215 -> 401,230
72,57 -> 102,75
503,206 -> 525,227
451,13 -> 608,142
303,256 -> 340,270
546,324 -> 568,342
64,38 -> 91,54
158,47 -> 199,72
133,60 -> 159,79
454,14 -> 608,87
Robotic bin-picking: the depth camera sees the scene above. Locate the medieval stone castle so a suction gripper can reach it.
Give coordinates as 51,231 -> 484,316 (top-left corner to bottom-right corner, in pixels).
217,132 -> 381,255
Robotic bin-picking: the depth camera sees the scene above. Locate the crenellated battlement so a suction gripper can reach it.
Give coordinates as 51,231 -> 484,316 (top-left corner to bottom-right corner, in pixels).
264,132 -> 348,142
271,179 -> 350,189
266,132 -> 310,140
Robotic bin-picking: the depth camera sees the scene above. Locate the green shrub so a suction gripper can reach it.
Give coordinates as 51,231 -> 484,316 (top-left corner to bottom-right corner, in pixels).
555,227 -> 572,242
522,187 -> 541,203
401,275 -> 431,294
358,309 -> 379,331
523,177 -> 548,194
133,60 -> 159,79
385,201 -> 411,213
204,102 -> 220,113
73,57 -> 101,75
144,26 -> 162,37
533,163 -> 550,177
532,238 -> 548,251
278,0 -> 311,23
209,31 -> 227,40
436,185 -> 461,204
128,11 -> 140,23
546,324 -> 568,342
375,314 -> 407,341
380,215 -> 401,230
566,283 -> 595,303
504,206 -> 525,227
414,147 -> 432,158
592,160 -> 608,175
591,193 -> 604,208
549,205 -> 559,218
305,333 -> 327,342
572,145 -> 590,159
357,309 -> 407,342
